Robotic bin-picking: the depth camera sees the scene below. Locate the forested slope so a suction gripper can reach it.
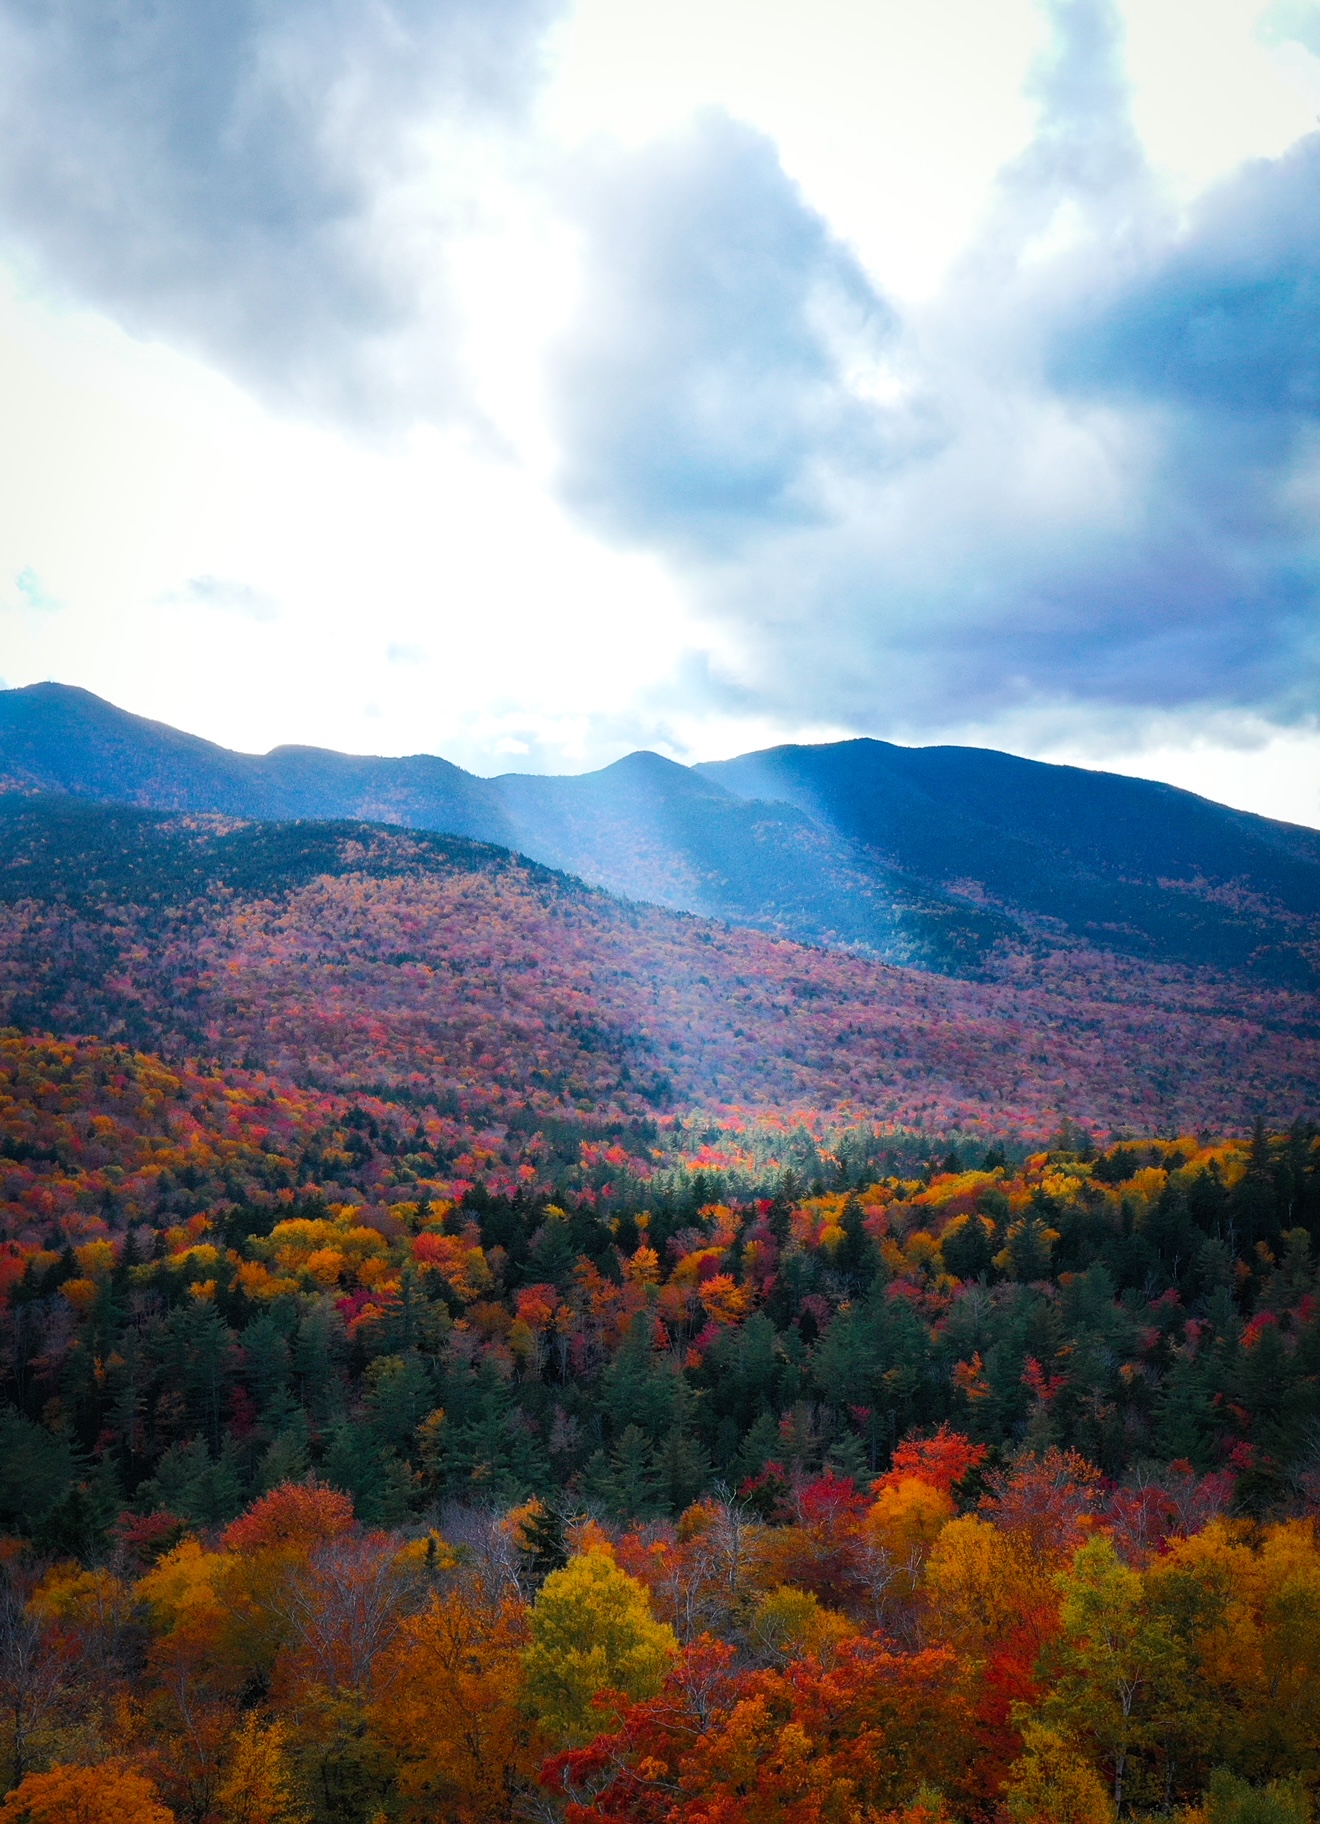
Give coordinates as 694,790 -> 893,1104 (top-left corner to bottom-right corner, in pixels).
1,795 -> 1315,1136
1,1030 -> 1320,1821
8,681 -> 1320,980
0,787 -> 1319,1822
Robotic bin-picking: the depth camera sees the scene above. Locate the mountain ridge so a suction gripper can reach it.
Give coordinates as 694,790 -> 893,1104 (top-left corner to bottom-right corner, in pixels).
3,680 -> 1318,984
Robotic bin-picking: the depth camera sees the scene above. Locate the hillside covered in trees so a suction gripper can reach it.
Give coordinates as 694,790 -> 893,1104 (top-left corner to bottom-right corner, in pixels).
1,791 -> 1319,1822
1,794 -> 1315,1139
7,682 -> 1320,982
1,1025 -> 1320,1822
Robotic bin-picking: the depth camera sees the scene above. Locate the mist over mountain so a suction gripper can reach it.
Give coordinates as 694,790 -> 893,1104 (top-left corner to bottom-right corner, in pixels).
3,680 -> 1319,983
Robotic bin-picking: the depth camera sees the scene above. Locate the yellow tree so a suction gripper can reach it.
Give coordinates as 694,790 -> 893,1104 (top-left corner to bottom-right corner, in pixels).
1003,1725 -> 1117,1824
1158,1517 -> 1320,1786
133,1538 -> 244,1822
523,1550 -> 677,1744
216,1715 -> 304,1824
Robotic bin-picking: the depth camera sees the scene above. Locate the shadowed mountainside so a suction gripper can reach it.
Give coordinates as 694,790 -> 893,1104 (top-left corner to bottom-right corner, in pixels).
3,681 -> 1318,981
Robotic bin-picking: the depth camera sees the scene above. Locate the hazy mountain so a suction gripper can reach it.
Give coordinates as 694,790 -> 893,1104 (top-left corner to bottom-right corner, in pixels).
0,679 -> 507,838
3,680 -> 1318,982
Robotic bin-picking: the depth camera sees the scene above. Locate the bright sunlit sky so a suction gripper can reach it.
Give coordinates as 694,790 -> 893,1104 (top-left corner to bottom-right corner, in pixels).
2,0 -> 1320,822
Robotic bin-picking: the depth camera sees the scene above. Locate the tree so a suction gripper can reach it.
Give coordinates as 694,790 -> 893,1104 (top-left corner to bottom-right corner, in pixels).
875,1426 -> 987,1497
220,1482 -> 356,1558
371,1584 -> 546,1822
978,1448 -> 1106,1565
0,1411 -> 74,1536
0,1764 -> 176,1824
548,1634 -> 971,1822
866,1477 -> 955,1591
584,1426 -> 663,1523
1003,1725 -> 1116,1824
216,1717 -> 302,1824
1203,1768 -> 1311,1824
510,1500 -> 570,1593
0,1581 -> 63,1791
1036,1534 -> 1192,1813
746,1585 -> 856,1666
523,1551 -> 677,1744
275,1533 -> 421,1699
1156,1517 -> 1320,1786
923,1512 -> 1058,1681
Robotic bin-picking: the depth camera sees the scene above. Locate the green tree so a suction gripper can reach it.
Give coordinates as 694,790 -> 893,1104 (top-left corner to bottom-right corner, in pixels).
584,1425 -> 663,1521
1038,1535 -> 1192,1812
601,1315 -> 677,1442
0,1410 -> 74,1535
1205,1768 -> 1311,1824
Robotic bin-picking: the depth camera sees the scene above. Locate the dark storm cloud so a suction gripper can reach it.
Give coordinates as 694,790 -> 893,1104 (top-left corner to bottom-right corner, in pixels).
549,111 -> 921,555
1059,133 -> 1320,420
0,0 -> 559,419
1026,113 -> 1320,724
547,0 -> 1320,738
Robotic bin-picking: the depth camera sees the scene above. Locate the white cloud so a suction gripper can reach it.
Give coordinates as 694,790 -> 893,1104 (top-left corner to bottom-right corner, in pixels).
12,566 -> 63,612
172,575 -> 281,622
0,0 -> 1317,825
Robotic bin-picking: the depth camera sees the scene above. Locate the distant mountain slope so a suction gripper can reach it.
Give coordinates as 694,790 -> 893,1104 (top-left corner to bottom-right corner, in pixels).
4,682 -> 1319,982
494,749 -> 1010,970
0,686 -> 1008,970
0,794 -> 1315,1137
0,680 -> 508,838
699,740 -> 1320,984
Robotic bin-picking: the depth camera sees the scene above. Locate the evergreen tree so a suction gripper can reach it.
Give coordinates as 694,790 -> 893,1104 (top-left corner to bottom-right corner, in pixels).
518,1500 -> 571,1590
586,1424 -> 664,1521
601,1314 -> 677,1442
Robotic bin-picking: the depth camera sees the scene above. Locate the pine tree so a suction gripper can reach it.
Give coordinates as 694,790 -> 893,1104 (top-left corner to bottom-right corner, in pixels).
518,1500 -> 571,1589
586,1424 -> 663,1521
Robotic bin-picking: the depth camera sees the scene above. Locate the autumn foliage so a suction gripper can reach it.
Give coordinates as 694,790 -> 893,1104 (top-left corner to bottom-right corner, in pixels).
0,1006 -> 1318,1819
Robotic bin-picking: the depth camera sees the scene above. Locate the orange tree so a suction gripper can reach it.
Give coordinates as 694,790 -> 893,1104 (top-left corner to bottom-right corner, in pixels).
370,1580 -> 548,1822
0,1764 -> 175,1824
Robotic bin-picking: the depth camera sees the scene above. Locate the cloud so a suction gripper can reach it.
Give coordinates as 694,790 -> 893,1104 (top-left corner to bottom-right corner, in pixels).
1058,136 -> 1320,421
548,110 -> 924,556
4,0 -> 1316,767
545,0 -> 1320,745
0,0 -> 561,421
1263,0 -> 1320,58
12,566 -> 63,612
174,575 -> 280,622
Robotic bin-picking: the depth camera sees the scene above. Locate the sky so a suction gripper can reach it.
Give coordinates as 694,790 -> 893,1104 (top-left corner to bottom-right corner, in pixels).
1,0 -> 1319,825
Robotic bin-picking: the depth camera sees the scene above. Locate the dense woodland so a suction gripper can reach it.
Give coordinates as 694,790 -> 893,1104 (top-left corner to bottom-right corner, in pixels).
1,800 -> 1320,1822
2,1030 -> 1320,1822
0,805 -> 1316,1139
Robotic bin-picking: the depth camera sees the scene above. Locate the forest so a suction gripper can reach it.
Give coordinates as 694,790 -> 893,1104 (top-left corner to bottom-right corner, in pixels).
1,801 -> 1316,1140
3,1027 -> 1320,1823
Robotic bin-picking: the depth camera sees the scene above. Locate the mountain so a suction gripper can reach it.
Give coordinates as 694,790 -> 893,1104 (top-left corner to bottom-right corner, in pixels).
0,678 -> 507,838
699,740 -> 1320,983
3,680 -> 1319,982
1,792 -> 1316,1137
0,685 -> 1006,970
